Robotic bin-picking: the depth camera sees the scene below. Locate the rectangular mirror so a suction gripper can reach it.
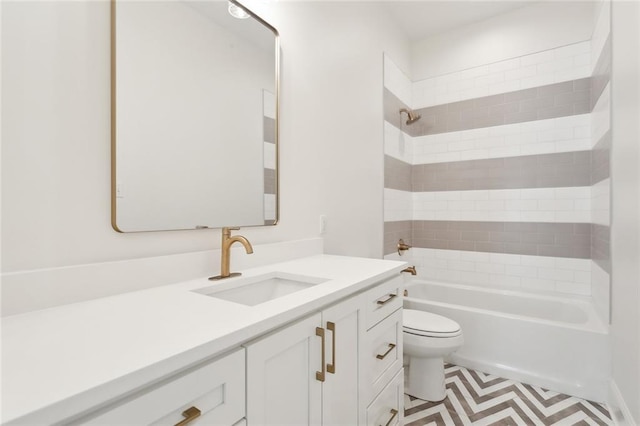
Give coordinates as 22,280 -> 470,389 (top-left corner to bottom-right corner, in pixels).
111,0 -> 279,232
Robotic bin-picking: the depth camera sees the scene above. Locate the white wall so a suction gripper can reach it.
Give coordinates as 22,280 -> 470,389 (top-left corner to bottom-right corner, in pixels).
411,2 -> 595,81
610,1 -> 640,423
1,2 -> 409,281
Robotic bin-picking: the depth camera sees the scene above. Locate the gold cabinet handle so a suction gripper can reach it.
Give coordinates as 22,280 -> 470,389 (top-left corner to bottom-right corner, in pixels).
316,327 -> 326,382
175,406 -> 201,426
327,321 -> 336,374
376,343 -> 397,360
380,408 -> 399,426
376,293 -> 397,305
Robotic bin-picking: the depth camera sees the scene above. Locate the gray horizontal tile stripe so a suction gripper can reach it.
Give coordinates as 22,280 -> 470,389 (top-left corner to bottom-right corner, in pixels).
391,78 -> 592,137
591,33 -> 611,110
591,223 -> 611,273
264,168 -> 276,194
384,220 -> 412,256
412,151 -> 591,191
591,130 -> 611,185
383,220 -> 591,258
264,117 -> 276,144
384,155 -> 412,191
412,220 -> 590,258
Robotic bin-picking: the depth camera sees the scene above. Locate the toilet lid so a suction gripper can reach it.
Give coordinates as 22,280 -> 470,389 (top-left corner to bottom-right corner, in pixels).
403,309 -> 462,338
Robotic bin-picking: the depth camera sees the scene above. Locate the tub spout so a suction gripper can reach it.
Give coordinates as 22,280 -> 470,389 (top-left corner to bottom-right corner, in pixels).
402,266 -> 417,275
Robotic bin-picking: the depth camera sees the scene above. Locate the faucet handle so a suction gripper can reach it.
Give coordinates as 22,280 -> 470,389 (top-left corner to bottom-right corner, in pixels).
397,239 -> 412,256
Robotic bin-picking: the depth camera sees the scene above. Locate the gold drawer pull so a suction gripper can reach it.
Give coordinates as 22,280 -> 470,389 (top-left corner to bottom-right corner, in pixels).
327,321 -> 336,374
380,408 -> 399,426
175,406 -> 201,426
376,293 -> 397,305
376,343 -> 396,360
316,327 -> 326,382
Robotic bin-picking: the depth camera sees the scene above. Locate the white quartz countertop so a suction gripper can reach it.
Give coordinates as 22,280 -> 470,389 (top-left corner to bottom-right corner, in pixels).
1,255 -> 407,424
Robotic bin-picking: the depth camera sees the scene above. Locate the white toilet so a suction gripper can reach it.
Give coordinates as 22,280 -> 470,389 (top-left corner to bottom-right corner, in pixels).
403,309 -> 464,401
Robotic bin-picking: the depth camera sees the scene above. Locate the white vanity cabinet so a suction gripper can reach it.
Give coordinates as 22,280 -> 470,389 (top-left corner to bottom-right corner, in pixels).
245,275 -> 404,426
360,276 -> 404,426
2,256 -> 408,426
245,294 -> 362,425
73,348 -> 246,426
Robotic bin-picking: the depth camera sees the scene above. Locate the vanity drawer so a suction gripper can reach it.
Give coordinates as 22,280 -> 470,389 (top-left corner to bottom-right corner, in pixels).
79,348 -> 245,426
366,369 -> 403,426
364,275 -> 403,330
364,308 -> 403,402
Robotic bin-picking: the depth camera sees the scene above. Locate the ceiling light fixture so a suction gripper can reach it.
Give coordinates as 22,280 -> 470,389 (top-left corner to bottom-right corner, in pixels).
228,2 -> 250,19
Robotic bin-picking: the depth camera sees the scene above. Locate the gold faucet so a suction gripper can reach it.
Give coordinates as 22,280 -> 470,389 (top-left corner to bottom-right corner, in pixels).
209,227 -> 254,280
401,265 -> 417,275
397,239 -> 412,256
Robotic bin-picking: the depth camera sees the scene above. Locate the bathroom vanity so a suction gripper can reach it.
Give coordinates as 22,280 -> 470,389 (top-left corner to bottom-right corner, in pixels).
1,255 -> 406,425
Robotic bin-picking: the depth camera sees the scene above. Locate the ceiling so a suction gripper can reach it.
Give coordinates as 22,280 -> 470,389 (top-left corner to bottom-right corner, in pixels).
381,1 -> 535,41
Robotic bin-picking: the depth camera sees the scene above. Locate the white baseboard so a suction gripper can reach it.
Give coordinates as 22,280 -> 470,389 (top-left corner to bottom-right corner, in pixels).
1,238 -> 323,317
609,380 -> 637,426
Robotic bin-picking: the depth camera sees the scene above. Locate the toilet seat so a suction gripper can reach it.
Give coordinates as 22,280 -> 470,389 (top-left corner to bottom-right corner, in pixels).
403,309 -> 462,338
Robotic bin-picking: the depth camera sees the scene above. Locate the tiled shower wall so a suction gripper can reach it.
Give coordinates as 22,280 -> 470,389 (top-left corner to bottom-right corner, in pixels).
384,13 -> 611,315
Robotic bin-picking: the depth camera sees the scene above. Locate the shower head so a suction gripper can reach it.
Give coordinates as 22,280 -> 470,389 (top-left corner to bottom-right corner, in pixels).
400,108 -> 421,125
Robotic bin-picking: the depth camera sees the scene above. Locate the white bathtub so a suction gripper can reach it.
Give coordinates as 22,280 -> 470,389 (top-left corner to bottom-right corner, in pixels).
404,280 -> 610,402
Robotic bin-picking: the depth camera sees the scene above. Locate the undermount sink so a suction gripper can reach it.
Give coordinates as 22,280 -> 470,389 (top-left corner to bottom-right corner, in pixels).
193,272 -> 329,306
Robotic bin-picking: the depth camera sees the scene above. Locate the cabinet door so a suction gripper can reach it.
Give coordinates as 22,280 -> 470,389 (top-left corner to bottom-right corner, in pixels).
321,295 -> 362,426
246,313 -> 322,426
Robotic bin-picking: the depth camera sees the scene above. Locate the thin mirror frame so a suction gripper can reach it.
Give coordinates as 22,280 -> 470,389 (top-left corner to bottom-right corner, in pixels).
110,0 -> 280,233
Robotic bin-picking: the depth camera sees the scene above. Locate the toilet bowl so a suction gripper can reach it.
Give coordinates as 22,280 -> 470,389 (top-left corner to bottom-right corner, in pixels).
403,309 -> 463,402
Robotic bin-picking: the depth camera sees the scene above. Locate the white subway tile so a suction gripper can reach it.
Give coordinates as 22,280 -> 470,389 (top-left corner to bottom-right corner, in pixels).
555,210 -> 590,223
448,260 -> 476,272
489,189 -> 521,200
490,253 -> 521,265
459,251 -> 491,262
521,50 -> 555,67
474,72 -> 505,88
520,142 -> 556,155
521,255 -> 556,268
574,270 -> 592,284
521,277 -> 556,292
573,52 -> 591,68
490,274 -> 521,288
476,262 -> 506,274
538,199 -> 574,211
555,257 -> 591,271
555,281 -> 591,296
520,211 -> 556,222
520,188 -> 555,200
383,55 -> 412,105
505,265 -> 538,278
489,57 -> 521,73
538,267 -> 574,282
489,80 -> 521,93
460,271 -> 490,285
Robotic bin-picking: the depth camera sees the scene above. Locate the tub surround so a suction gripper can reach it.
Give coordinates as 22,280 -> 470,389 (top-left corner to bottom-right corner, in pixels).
383,37 -> 609,305
1,255 -> 407,424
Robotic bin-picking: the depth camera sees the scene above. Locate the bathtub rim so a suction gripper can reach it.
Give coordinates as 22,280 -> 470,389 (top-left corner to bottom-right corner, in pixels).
403,279 -> 608,334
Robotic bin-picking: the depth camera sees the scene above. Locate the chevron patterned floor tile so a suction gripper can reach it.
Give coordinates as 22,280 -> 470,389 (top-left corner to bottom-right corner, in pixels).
404,364 -> 612,425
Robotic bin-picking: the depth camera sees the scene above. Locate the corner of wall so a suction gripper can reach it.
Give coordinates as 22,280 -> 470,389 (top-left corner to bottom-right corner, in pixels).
609,380 -> 638,426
